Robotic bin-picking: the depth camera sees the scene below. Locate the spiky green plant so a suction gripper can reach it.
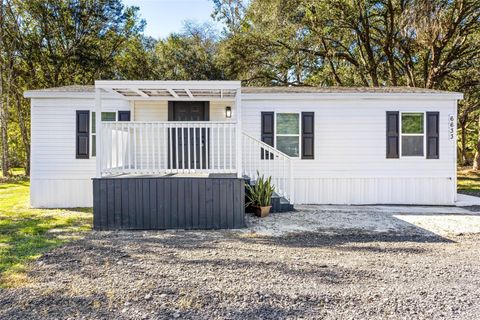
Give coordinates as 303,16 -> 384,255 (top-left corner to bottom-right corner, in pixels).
246,172 -> 275,207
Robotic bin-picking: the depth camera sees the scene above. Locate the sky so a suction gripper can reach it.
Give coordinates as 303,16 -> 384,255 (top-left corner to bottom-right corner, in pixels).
123,0 -> 222,39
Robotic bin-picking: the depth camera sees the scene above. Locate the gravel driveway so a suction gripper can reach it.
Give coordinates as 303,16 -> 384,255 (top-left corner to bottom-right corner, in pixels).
246,204 -> 480,237
1,207 -> 480,319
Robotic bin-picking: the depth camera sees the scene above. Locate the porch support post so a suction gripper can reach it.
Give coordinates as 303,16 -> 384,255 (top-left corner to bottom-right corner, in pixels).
235,88 -> 242,178
95,88 -> 102,178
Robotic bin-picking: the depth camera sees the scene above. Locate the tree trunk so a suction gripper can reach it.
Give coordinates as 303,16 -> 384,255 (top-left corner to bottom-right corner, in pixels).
460,122 -> 467,166
473,115 -> 480,171
0,0 -> 9,177
15,93 -> 30,176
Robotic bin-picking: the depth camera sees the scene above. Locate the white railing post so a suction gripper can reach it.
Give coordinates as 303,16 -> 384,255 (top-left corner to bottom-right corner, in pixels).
95,88 -> 102,177
241,132 -> 293,202
235,88 -> 242,178
289,160 -> 294,204
101,121 -> 238,176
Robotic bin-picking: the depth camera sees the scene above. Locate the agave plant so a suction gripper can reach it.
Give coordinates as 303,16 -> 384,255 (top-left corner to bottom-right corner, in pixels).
246,172 -> 275,207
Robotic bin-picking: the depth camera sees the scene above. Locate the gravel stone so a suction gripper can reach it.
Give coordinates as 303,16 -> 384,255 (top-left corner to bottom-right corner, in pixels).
0,220 -> 479,319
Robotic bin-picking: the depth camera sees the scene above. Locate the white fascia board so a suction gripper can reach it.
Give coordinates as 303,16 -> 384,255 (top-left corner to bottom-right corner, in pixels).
241,92 -> 464,101
24,90 -> 236,102
120,96 -> 236,101
95,80 -> 242,90
24,91 -> 118,99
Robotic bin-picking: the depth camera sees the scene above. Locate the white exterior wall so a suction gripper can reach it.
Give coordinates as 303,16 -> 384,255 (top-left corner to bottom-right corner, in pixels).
30,96 -> 130,207
134,101 -> 168,120
133,100 -> 232,121
29,92 -> 458,207
242,95 -> 458,205
133,100 -> 236,171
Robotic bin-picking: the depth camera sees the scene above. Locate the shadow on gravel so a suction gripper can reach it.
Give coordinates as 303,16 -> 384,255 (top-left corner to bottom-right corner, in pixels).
93,230 -> 453,254
0,229 -> 465,319
0,289 -> 119,320
230,232 -> 453,249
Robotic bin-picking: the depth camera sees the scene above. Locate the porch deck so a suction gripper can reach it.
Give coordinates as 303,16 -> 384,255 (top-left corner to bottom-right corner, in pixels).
92,81 -> 293,230
93,174 -> 245,230
99,173 -> 238,179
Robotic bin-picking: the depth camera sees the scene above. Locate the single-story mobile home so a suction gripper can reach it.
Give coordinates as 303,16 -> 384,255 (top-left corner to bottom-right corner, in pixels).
25,81 -> 462,229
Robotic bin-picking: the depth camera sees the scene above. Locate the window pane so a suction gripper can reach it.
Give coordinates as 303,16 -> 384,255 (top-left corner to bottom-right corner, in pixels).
92,112 -> 116,133
92,135 -> 96,157
102,112 -> 116,121
277,136 -> 299,157
402,113 -> 424,134
277,113 -> 299,134
402,136 -> 423,156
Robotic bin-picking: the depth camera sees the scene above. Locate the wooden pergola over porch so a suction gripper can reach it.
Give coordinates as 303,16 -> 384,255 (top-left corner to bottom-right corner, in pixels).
93,80 -> 243,178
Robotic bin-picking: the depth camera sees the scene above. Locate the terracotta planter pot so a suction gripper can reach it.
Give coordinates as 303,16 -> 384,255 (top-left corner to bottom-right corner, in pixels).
253,205 -> 272,218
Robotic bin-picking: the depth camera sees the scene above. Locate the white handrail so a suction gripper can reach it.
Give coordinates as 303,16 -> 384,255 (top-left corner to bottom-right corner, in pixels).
241,132 -> 294,202
101,121 -> 237,176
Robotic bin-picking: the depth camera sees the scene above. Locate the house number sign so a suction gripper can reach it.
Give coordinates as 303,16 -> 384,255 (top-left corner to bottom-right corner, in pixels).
448,114 -> 455,140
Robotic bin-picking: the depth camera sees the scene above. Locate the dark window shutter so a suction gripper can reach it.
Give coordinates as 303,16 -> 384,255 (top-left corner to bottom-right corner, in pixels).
76,110 -> 90,159
301,112 -> 314,159
426,112 -> 439,159
386,111 -> 399,158
118,111 -> 131,121
168,101 -> 174,121
261,112 -> 274,159
261,112 -> 274,146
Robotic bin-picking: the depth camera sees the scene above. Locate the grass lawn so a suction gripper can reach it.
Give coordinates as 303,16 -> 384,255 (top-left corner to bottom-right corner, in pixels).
0,169 -> 92,288
458,167 -> 480,197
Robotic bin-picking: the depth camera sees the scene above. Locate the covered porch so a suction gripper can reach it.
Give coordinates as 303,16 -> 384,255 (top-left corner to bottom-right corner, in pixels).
92,81 -> 247,230
94,81 -> 243,178
92,80 -> 294,230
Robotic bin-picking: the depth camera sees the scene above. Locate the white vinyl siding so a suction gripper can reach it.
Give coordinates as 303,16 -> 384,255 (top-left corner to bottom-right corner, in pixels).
134,101 -> 168,121
133,100 -> 234,121
29,92 -> 458,207
30,97 -> 130,207
210,101 -> 233,121
242,97 -> 457,205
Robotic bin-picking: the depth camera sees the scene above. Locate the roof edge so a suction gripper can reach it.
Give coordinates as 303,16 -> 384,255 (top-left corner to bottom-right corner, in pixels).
242,92 -> 464,100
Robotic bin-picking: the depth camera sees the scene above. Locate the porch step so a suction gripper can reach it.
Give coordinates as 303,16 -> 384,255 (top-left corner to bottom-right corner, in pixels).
271,193 -> 295,213
243,176 -> 294,213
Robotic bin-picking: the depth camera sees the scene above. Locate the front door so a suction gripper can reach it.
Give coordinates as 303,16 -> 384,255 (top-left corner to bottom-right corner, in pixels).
169,102 -> 209,170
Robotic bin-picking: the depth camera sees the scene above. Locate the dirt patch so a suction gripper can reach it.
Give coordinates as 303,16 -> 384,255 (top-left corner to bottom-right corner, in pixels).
0,230 -> 479,319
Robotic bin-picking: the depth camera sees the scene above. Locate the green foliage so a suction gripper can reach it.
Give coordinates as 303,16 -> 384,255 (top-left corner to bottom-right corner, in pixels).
0,173 -> 92,287
246,172 -> 275,207
214,0 -> 480,88
153,21 -> 227,80
1,0 -> 480,172
458,169 -> 480,196
0,0 -> 149,175
402,113 -> 424,134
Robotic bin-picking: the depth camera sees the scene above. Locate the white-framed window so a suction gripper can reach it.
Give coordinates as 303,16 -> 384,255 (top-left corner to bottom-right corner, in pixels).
275,113 -> 300,158
400,112 -> 425,157
91,111 -> 116,157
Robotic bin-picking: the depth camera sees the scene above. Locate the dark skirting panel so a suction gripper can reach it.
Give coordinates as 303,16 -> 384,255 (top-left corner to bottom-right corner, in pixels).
92,176 -> 245,230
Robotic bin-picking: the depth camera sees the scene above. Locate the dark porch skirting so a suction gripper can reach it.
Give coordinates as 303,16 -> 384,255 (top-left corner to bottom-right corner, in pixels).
92,175 -> 245,230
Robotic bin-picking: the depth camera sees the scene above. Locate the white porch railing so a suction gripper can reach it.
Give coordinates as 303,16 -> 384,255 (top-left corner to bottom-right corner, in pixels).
101,121 -> 237,175
242,132 -> 294,202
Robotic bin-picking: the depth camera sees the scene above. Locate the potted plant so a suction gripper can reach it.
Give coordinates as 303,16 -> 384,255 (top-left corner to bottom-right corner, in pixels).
246,173 -> 275,217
